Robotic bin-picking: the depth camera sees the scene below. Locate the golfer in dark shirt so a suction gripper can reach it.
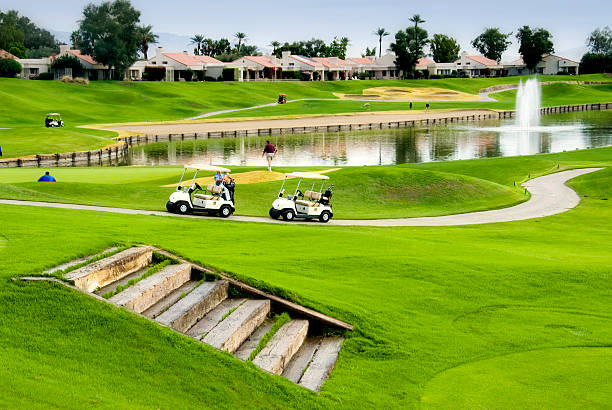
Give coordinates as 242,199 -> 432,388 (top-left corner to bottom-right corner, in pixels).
262,140 -> 277,171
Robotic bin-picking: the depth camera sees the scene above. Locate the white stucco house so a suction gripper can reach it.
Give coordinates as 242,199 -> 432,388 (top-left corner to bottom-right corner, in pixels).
504,54 -> 580,76
128,47 -> 225,81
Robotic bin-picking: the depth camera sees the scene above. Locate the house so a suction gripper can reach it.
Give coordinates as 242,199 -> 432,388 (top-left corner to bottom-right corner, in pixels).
280,52 -> 327,80
0,49 -> 17,59
133,47 -> 224,81
504,54 -> 579,76
346,56 -> 377,77
54,45 -> 111,80
16,57 -> 50,79
227,55 -> 280,81
372,54 -> 403,79
311,57 -> 351,80
447,52 -> 503,77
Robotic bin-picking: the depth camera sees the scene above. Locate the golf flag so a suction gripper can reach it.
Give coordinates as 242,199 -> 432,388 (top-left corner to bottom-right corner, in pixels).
0,145 -> 2,157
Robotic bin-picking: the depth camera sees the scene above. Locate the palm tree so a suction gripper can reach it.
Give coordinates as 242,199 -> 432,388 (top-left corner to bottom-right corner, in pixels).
235,32 -> 247,53
137,25 -> 158,60
190,34 -> 205,55
269,40 -> 281,55
373,28 -> 389,58
71,30 -> 81,49
409,14 -> 425,41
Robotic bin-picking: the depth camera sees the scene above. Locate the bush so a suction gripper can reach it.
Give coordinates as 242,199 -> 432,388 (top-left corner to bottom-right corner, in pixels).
183,68 -> 194,81
0,58 -> 22,78
35,72 -> 54,80
60,75 -> 89,84
52,55 -> 85,78
196,70 -> 205,81
204,76 -> 217,82
430,74 -> 442,79
299,71 -> 311,81
222,67 -> 239,81
456,69 -> 468,78
143,66 -> 166,81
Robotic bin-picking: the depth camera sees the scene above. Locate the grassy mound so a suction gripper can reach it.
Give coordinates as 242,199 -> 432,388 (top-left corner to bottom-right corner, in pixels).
0,165 -> 524,219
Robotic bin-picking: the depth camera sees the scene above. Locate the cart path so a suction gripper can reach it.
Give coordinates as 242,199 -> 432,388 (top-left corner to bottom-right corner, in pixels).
0,168 -> 601,227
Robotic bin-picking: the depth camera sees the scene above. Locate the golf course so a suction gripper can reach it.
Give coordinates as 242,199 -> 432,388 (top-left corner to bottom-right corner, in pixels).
1,76 -> 611,408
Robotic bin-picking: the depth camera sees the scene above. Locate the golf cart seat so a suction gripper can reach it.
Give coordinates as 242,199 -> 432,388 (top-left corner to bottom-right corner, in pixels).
296,190 -> 322,207
194,184 -> 222,200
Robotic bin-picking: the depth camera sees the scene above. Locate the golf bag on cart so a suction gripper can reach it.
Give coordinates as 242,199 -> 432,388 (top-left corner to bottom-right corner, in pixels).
223,179 -> 236,203
320,185 -> 333,205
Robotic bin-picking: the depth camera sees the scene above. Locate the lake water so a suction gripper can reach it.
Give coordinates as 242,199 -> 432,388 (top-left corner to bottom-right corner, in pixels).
127,111 -> 612,166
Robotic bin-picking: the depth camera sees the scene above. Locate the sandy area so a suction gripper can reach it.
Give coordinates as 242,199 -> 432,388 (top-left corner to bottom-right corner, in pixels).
161,168 -> 340,187
105,109 -> 496,135
334,86 -> 484,101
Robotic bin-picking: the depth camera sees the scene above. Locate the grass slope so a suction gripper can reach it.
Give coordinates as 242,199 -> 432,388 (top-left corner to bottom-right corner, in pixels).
0,155 -> 610,408
0,164 -> 525,219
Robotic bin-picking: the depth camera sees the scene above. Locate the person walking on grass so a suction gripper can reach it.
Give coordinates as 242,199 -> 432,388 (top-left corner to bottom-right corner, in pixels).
262,140 -> 277,171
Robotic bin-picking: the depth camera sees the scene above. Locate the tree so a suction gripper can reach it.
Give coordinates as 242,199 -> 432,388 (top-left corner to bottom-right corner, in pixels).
1,10 -> 58,57
430,34 -> 460,63
137,25 -> 157,59
71,30 -> 81,49
587,26 -> 612,54
51,54 -> 86,77
390,15 -> 428,78
516,26 -> 554,72
0,11 -> 26,56
269,41 -> 280,55
373,27 -> 389,58
234,32 -> 246,53
362,46 -> 376,57
0,57 -> 21,77
471,28 -> 512,62
190,34 -> 205,55
77,0 -> 142,77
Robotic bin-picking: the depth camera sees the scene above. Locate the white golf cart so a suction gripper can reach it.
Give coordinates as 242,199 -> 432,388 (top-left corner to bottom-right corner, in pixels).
166,164 -> 235,217
269,172 -> 334,223
45,113 -> 64,128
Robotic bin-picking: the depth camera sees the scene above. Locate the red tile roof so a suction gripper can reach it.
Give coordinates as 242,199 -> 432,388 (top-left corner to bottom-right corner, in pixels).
193,55 -> 223,64
242,56 -> 277,68
163,52 -> 202,66
0,49 -> 17,59
467,55 -> 498,66
311,57 -> 348,69
67,49 -> 98,65
289,55 -> 322,67
348,57 -> 375,65
417,57 -> 435,66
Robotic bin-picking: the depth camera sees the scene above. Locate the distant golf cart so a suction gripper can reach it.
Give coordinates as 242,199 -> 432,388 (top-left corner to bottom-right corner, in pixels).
166,164 -> 236,217
269,172 -> 334,223
277,93 -> 287,104
45,113 -> 64,128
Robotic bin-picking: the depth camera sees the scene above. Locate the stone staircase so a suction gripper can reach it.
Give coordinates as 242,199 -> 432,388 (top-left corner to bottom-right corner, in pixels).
62,246 -> 347,392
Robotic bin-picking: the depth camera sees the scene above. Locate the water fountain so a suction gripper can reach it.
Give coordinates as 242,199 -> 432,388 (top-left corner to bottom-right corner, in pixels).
515,78 -> 541,129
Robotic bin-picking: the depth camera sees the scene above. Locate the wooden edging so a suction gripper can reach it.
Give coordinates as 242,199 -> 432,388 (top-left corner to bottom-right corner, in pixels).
153,247 -> 354,331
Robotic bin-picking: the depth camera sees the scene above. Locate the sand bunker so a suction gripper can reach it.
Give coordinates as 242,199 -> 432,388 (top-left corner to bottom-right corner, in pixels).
334,87 -> 484,102
162,168 -> 340,187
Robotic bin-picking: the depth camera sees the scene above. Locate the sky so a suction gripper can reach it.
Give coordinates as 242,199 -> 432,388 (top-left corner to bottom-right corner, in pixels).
2,0 -> 609,60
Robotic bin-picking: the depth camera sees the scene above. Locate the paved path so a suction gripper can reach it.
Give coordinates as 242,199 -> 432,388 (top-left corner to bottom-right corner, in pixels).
0,168 -> 601,227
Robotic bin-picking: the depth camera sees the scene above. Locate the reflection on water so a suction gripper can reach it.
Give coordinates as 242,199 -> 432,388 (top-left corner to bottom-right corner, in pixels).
127,111 -> 612,166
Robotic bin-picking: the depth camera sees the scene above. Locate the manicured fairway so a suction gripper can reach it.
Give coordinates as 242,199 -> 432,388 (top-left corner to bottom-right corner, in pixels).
0,151 -> 611,408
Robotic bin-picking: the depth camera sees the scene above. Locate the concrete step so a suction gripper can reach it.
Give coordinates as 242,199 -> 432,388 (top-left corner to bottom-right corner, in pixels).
94,265 -> 150,297
252,319 -> 309,375
156,280 -> 228,332
141,280 -> 199,319
44,247 -> 119,274
298,336 -> 344,392
65,246 -> 153,292
202,299 -> 270,353
234,318 -> 276,361
281,336 -> 322,383
108,264 -> 191,314
186,298 -> 246,340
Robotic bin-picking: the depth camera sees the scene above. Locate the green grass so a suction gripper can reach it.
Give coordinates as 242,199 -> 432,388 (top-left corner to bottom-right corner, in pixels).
0,164 -> 527,219
1,75 -> 609,158
102,257 -> 173,299
248,313 -> 292,361
0,149 -> 611,407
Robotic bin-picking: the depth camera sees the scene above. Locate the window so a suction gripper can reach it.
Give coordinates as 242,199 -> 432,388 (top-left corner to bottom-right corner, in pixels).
289,62 -> 295,67
151,61 -> 156,65
457,62 -> 461,65
466,62 -> 470,65
382,70 -> 387,76
30,68 -> 39,75
162,61 -> 168,65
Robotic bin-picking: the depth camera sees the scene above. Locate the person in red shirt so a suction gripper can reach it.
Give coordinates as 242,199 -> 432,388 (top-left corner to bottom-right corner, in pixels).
262,140 -> 277,171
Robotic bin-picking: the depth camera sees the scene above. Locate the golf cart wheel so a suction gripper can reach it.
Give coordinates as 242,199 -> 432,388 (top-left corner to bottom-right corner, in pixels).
219,205 -> 232,218
269,208 -> 280,219
176,201 -> 191,215
166,201 -> 175,213
282,209 -> 295,221
319,211 -> 332,223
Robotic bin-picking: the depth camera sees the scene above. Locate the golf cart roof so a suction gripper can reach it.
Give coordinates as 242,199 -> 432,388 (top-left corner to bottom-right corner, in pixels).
184,164 -> 231,173
285,172 -> 329,180
46,113 -> 61,116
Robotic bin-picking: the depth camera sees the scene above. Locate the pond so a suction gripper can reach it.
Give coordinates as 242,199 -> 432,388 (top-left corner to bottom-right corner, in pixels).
127,111 -> 612,167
